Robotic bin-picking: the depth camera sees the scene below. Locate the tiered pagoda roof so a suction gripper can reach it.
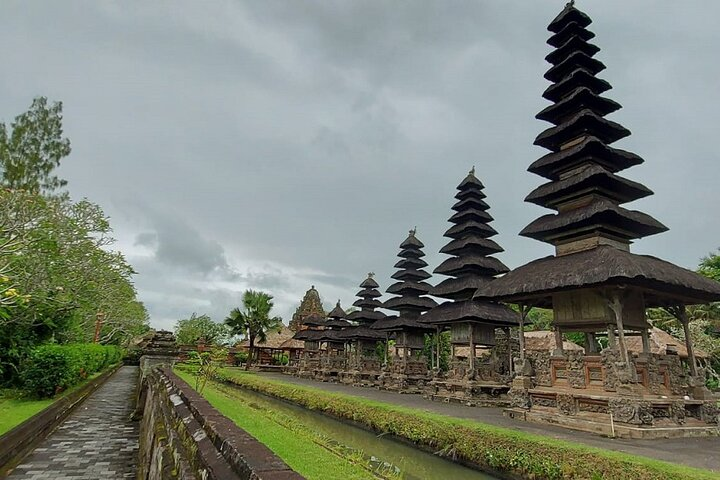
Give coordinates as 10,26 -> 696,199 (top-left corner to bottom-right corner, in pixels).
343,274 -> 386,341
346,273 -> 386,324
326,301 -> 351,329
475,3 -> 720,306
423,170 -> 518,327
518,3 -> 666,248
377,229 -> 437,330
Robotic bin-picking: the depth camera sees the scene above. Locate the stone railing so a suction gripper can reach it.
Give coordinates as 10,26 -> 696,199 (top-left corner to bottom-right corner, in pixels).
137,367 -> 303,480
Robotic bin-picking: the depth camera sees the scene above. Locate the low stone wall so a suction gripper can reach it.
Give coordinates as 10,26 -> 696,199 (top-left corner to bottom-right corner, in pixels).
137,367 -> 304,480
0,365 -> 121,477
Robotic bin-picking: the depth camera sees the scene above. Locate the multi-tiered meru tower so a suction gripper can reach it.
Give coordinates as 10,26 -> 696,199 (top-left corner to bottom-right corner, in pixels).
422,170 -> 519,405
338,273 -> 386,386
373,229 -> 436,392
476,2 -> 720,437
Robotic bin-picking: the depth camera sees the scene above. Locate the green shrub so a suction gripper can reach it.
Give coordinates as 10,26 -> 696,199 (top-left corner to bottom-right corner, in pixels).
22,343 -> 123,398
217,370 -> 717,480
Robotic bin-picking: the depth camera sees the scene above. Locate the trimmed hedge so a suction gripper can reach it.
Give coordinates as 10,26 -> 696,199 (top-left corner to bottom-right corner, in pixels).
22,344 -> 123,398
216,369 -> 717,480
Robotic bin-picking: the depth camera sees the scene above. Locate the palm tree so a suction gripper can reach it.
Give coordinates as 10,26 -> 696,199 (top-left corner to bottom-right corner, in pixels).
225,290 -> 282,370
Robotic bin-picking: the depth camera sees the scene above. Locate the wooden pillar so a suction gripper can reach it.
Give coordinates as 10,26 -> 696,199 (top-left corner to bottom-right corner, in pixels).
384,333 -> 389,366
519,304 -> 529,363
671,305 -> 698,377
468,323 -> 476,380
553,326 -> 563,353
607,292 -> 629,363
585,333 -> 598,354
504,326 -> 512,374
640,329 -> 650,355
435,326 -> 441,370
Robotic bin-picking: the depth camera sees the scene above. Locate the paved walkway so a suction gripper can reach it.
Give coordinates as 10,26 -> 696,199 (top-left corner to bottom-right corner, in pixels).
260,373 -> 720,472
8,366 -> 140,480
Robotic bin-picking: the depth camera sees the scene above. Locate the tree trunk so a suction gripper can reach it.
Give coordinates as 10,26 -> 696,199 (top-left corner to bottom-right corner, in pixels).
246,336 -> 255,371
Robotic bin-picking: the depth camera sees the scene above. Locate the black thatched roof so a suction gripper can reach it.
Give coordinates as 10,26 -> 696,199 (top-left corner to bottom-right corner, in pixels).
520,197 -> 668,243
302,313 -> 327,327
421,299 -> 520,327
346,309 -> 386,323
528,135 -> 642,181
352,297 -> 383,310
394,257 -> 428,269
431,276 -> 492,301
371,315 -> 434,332
327,301 -> 347,319
519,3 -> 664,249
525,163 -> 652,207
360,274 -> 380,289
325,318 -> 351,328
433,169 -> 510,309
293,329 -> 324,341
336,325 -> 385,341
355,287 -> 382,299
474,245 -> 720,307
384,229 -> 437,317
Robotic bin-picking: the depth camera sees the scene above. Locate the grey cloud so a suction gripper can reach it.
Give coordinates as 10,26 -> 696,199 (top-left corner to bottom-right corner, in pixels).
1,1 -> 718,329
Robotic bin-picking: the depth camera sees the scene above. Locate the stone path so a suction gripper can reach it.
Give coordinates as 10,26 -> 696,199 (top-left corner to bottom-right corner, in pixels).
8,366 -> 140,480
260,373 -> 720,472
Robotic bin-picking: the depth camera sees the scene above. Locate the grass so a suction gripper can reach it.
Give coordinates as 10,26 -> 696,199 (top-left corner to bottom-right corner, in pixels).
174,369 -> 378,480
0,367 -> 114,436
216,367 -> 719,480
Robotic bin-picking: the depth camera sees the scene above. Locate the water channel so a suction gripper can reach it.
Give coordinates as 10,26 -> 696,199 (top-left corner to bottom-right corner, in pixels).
224,382 -> 497,480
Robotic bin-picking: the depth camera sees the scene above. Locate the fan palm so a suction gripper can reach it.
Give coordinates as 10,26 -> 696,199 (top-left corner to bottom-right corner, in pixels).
225,290 -> 282,370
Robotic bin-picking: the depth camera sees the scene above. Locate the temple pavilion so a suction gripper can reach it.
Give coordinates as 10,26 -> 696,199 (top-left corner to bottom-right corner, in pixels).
475,2 -> 720,437
373,229 -> 437,392
421,170 -> 520,405
338,274 -> 386,386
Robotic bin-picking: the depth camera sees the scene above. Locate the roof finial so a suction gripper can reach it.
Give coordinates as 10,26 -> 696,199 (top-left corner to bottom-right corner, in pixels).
470,165 -> 475,176
409,226 -> 417,236
368,272 -> 375,278
569,0 -> 575,6
336,299 -> 341,306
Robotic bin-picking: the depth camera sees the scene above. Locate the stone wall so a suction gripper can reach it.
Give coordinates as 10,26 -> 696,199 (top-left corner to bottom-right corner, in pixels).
137,367 -> 303,480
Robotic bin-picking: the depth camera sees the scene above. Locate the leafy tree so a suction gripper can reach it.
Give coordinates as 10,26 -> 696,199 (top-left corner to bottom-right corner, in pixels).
174,313 -> 229,346
0,189 -> 148,384
225,290 -> 282,370
698,249 -> 720,282
0,97 -> 71,194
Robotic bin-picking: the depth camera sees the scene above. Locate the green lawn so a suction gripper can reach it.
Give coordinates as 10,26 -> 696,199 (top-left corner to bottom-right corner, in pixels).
0,393 -> 54,435
174,369 -> 376,480
0,369 -> 111,436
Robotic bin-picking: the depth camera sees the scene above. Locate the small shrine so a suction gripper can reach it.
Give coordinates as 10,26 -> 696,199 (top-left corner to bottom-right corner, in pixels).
338,273 -> 386,387
476,2 -> 720,437
317,301 -> 351,381
292,312 -> 327,378
374,229 -> 437,393
422,171 -> 520,405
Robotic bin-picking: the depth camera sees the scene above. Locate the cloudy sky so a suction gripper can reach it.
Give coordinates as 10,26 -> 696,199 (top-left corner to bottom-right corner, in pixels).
1,1 -> 718,330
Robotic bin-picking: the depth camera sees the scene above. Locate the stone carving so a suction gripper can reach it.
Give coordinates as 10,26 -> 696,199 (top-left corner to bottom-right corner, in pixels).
528,351 -> 551,387
700,403 -> 720,424
609,398 -> 654,425
670,401 -> 686,425
509,387 -> 531,409
557,394 -> 577,416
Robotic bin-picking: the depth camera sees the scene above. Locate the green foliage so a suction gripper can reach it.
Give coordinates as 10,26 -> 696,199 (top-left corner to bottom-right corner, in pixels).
174,313 -> 229,346
698,249 -> 720,282
218,370 -> 717,480
0,97 -> 71,194
190,348 -> 227,394
21,343 -> 122,398
0,189 -> 148,385
423,331 -> 451,371
225,290 -> 282,369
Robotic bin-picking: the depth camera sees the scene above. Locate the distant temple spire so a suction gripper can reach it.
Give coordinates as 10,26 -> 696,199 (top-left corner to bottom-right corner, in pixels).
520,1 -> 666,255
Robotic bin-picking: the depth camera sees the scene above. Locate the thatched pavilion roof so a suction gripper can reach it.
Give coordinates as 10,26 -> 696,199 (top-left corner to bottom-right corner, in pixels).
625,328 -> 708,359
336,325 -> 385,341
421,299 -> 519,327
238,326 -> 297,350
474,245 -> 720,307
371,315 -> 434,332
